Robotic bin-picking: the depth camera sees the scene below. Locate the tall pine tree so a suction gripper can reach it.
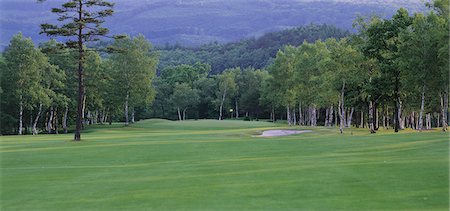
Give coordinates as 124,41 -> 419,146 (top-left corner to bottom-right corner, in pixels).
39,0 -> 116,140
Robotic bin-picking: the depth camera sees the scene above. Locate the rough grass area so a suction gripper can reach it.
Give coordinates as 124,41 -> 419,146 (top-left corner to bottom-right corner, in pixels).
1,119 -> 448,210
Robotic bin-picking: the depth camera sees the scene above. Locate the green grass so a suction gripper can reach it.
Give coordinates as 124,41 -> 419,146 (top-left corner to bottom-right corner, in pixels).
1,119 -> 448,210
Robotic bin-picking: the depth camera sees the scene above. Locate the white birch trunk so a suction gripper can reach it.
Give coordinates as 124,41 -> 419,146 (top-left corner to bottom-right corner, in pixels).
183,108 -> 187,121
441,93 -> 448,131
361,111 -> 364,128
219,88 -> 227,120
63,106 -> 68,134
369,101 -> 375,133
398,99 -> 404,129
125,92 -> 129,126
131,109 -> 135,123
177,107 -> 182,121
328,106 -> 334,127
293,106 -> 297,126
299,102 -> 303,126
338,100 -> 344,134
32,103 -> 43,135
18,96 -> 23,135
325,108 -> 329,127
47,106 -> 54,133
235,99 -> 239,119
347,107 -> 354,128
286,105 -> 291,126
419,86 -> 425,131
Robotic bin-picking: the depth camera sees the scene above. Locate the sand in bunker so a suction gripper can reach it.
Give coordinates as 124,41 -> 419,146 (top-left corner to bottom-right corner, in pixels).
256,130 -> 312,137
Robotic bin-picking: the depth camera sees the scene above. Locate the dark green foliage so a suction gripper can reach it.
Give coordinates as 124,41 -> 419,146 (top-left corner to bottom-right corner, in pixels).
158,24 -> 350,74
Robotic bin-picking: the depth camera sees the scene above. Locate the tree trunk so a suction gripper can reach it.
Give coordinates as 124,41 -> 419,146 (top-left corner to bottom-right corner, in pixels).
339,82 -> 345,133
419,86 -> 425,131
375,104 -> 379,130
347,107 -> 354,128
63,106 -> 68,134
131,109 -> 135,123
334,107 -> 338,127
74,0 -> 85,141
398,98 -> 404,130
338,100 -> 344,134
328,106 -> 334,127
441,93 -> 448,131
183,108 -> 187,121
54,107 -> 58,134
124,92 -> 129,126
219,88 -> 227,120
437,113 -> 440,128
287,105 -> 291,126
47,106 -> 54,134
18,95 -> 23,135
272,107 -> 276,122
299,102 -> 303,126
360,111 -> 364,128
313,106 -> 318,126
177,107 -> 182,121
369,101 -> 376,133
32,103 -> 43,135
325,108 -> 329,127
293,106 -> 297,126
235,99 -> 239,119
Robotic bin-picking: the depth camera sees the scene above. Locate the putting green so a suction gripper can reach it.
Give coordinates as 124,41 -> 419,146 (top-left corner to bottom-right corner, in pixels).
1,119 -> 448,210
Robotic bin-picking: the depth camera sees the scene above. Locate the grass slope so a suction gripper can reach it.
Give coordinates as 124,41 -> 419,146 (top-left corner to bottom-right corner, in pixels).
1,119 -> 448,210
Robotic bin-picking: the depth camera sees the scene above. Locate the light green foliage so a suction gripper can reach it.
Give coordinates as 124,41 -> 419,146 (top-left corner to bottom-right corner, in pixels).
110,34 -> 158,109
0,33 -> 58,134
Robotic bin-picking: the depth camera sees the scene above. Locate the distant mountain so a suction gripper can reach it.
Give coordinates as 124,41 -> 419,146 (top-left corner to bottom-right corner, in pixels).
0,0 -> 427,49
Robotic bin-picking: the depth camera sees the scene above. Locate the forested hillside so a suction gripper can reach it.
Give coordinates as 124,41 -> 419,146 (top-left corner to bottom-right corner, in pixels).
0,0 -> 426,49
158,24 -> 350,73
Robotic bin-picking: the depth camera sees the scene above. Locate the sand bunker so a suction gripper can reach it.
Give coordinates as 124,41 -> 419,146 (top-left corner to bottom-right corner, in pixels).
256,130 -> 312,137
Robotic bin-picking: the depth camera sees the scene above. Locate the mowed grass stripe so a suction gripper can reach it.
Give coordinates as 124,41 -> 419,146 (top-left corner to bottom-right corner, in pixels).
1,119 -> 448,210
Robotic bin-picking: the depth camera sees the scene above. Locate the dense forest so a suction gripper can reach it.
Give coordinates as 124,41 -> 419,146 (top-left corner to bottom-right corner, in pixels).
158,24 -> 350,74
0,0 -> 448,137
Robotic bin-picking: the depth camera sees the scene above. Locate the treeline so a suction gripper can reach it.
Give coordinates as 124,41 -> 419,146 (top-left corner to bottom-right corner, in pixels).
158,24 -> 350,74
0,34 -> 157,135
151,3 -> 449,133
1,1 -> 448,135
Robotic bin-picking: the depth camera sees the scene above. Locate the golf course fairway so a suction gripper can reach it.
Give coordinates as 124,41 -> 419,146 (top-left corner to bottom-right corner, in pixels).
1,119 -> 448,210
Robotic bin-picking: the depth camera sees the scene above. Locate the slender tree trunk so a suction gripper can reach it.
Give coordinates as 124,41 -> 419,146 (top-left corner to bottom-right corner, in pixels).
177,107 -> 182,121
328,106 -> 334,127
360,111 -> 364,128
325,108 -> 329,127
47,106 -> 54,134
18,95 -> 23,135
131,109 -> 135,123
375,105 -> 379,130
313,106 -> 318,126
63,106 -> 68,134
74,0 -> 84,141
235,99 -> 239,119
338,100 -> 344,134
124,92 -> 129,126
287,105 -> 291,126
272,106 -> 277,122
347,107 -> 354,128
299,102 -> 303,126
398,98 -> 404,130
419,86 -> 425,131
54,107 -> 58,134
441,93 -> 448,131
369,101 -> 376,133
437,113 -> 440,128
339,82 -> 345,133
293,105 -> 297,126
219,88 -> 227,120
183,108 -> 187,121
32,103 -> 43,135
334,107 -> 338,127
